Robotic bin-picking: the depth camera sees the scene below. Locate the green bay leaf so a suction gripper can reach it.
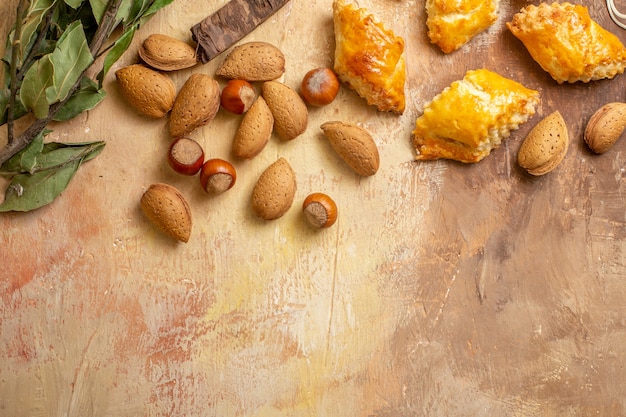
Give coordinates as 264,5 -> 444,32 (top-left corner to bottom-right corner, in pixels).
88,0 -> 108,24
0,140 -> 105,212
64,0 -> 86,9
0,132 -> 45,174
123,0 -> 150,24
46,21 -> 94,104
53,77 -> 106,121
98,27 -> 134,83
0,158 -> 81,212
142,0 -> 175,21
10,0 -> 56,66
116,0 -> 134,25
35,140 -> 104,170
20,56 -> 54,118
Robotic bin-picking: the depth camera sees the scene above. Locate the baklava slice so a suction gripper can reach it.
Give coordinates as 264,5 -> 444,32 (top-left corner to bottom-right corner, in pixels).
412,69 -> 540,163
426,0 -> 499,53
507,2 -> 626,83
333,0 -> 406,114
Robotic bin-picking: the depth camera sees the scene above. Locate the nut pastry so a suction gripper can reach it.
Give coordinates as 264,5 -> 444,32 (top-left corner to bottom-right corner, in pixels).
412,69 -> 540,163
507,2 -> 626,84
426,0 -> 499,53
332,0 -> 406,114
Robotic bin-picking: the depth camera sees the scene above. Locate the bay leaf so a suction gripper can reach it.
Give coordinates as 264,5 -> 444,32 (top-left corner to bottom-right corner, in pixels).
0,158 -> 81,212
0,132 -> 45,174
142,0 -> 174,22
125,0 -> 151,23
0,140 -> 105,212
98,27 -> 134,84
34,140 -> 105,170
46,21 -> 94,104
64,0 -> 86,9
53,77 -> 106,121
66,141 -> 105,163
116,0 -> 135,25
12,0 -> 55,65
89,0 -> 108,24
20,56 -> 54,119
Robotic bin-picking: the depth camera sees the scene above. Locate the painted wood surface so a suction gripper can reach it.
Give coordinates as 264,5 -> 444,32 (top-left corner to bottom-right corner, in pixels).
2,1 -> 626,416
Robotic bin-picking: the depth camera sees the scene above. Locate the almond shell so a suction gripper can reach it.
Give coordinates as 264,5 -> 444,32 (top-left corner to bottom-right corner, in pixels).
140,183 -> 192,243
139,34 -> 197,71
170,73 -> 221,138
517,110 -> 569,176
320,121 -> 380,176
584,102 -> 626,154
216,41 -> 285,81
262,81 -> 308,141
115,64 -> 176,118
251,158 -> 297,220
233,96 -> 274,159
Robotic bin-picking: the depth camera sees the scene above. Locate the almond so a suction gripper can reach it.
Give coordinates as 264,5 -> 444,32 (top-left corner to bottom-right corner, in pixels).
169,73 -> 221,138
517,110 -> 569,176
216,41 -> 285,81
584,102 -> 626,154
140,183 -> 192,243
320,121 -> 380,176
232,96 -> 274,159
138,34 -> 197,71
261,81 -> 308,141
251,157 -> 297,220
115,64 -> 176,118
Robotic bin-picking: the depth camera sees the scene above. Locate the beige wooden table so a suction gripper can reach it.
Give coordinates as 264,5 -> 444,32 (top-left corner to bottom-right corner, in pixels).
1,1 -> 625,416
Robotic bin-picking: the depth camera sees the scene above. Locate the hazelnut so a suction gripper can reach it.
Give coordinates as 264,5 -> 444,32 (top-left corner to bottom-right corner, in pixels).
221,79 -> 256,114
300,68 -> 340,106
167,137 -> 204,176
200,159 -> 237,194
303,193 -> 337,228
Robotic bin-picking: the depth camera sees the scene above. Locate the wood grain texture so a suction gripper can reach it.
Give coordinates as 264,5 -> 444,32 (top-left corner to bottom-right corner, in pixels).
191,0 -> 292,63
1,1 -> 626,416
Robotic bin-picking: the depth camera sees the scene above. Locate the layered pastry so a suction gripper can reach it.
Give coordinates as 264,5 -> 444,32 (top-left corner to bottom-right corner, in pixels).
426,0 -> 499,53
412,69 -> 540,163
507,2 -> 626,83
333,0 -> 406,114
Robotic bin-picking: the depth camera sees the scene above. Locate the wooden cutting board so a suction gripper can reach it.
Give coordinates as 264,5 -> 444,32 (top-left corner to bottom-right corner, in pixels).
2,1 -> 625,416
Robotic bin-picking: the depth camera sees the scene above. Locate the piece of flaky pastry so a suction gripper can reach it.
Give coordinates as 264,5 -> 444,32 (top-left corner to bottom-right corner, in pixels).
412,69 -> 540,163
426,0 -> 500,53
507,2 -> 626,84
332,0 -> 406,114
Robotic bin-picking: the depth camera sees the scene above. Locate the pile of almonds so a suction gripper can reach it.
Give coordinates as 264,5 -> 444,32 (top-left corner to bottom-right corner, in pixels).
116,35 -> 378,242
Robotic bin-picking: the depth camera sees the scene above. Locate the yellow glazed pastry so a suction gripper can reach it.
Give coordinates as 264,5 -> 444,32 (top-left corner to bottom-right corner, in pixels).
507,2 -> 626,84
333,0 -> 406,114
426,0 -> 499,53
412,69 -> 540,163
